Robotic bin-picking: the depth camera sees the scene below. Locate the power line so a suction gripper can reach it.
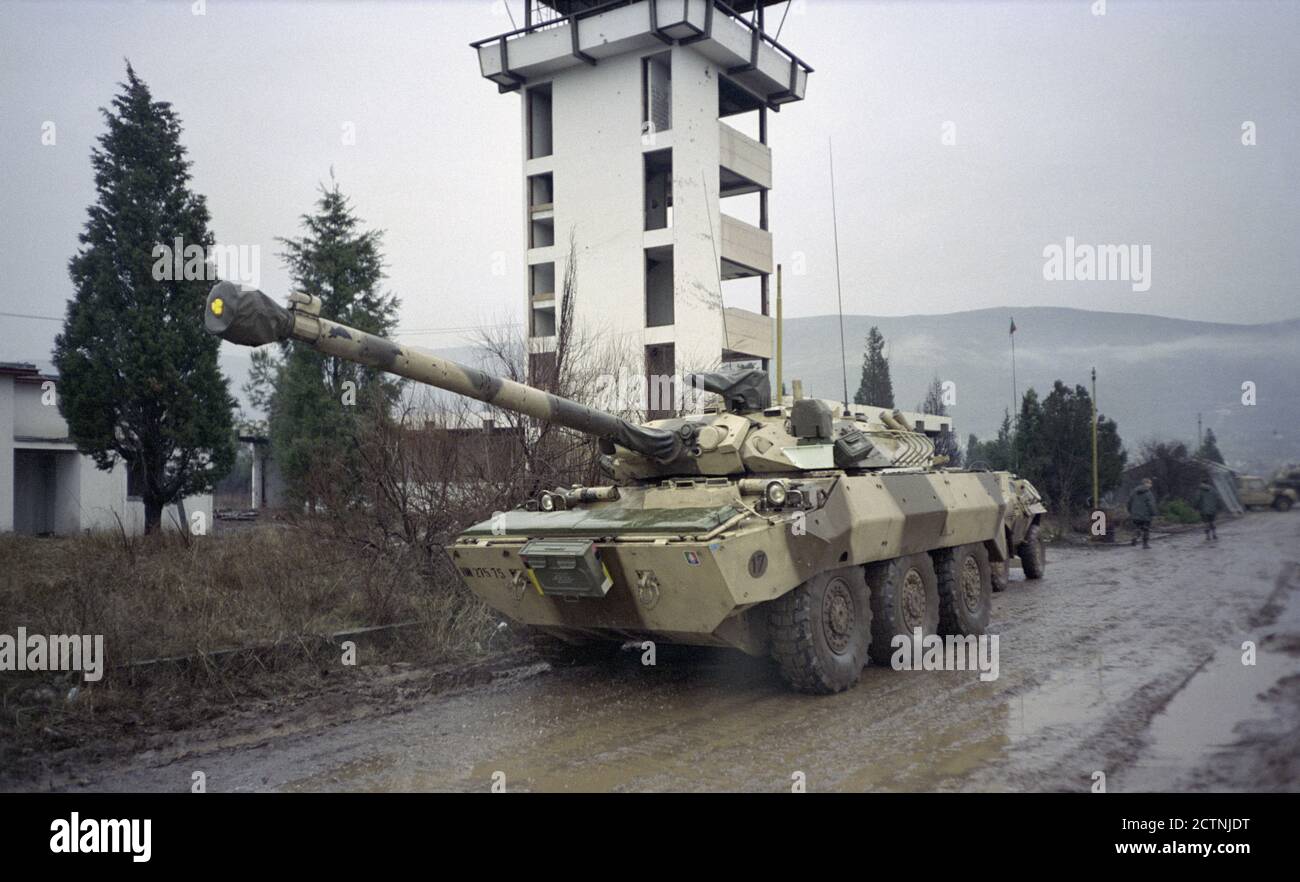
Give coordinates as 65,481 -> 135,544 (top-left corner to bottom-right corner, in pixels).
775,0 -> 792,42
395,321 -> 520,337
0,309 -> 520,336
0,310 -> 62,322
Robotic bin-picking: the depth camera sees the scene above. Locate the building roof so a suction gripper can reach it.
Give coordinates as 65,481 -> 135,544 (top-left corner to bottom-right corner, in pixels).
0,361 -> 55,382
0,361 -> 39,375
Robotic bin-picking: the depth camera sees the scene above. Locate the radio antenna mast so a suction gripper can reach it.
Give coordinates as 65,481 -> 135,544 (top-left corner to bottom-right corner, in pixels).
829,139 -> 850,410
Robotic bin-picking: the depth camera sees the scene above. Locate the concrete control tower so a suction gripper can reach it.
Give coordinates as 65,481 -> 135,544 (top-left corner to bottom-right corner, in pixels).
472,0 -> 810,414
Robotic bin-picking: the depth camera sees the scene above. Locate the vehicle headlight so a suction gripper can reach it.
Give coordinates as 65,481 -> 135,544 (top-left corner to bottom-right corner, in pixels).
539,492 -> 556,512
765,480 -> 788,508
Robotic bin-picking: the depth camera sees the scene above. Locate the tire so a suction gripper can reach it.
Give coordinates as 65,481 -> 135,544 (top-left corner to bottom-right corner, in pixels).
1274,496 -> 1293,512
990,557 -> 1009,593
1017,522 -> 1046,580
933,543 -> 992,636
768,567 -> 872,694
866,553 -> 940,666
528,630 -> 618,668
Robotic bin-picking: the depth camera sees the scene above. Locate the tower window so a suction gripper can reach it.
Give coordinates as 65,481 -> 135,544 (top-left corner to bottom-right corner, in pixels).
645,246 -> 674,328
527,83 -> 552,159
643,149 -> 672,231
530,262 -> 555,300
528,173 -> 555,248
641,52 -> 671,138
530,261 -> 556,338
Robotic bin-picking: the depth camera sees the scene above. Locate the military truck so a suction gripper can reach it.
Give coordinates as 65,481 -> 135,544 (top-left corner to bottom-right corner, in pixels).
1236,475 -> 1296,511
1270,466 -> 1300,500
205,282 -> 1047,693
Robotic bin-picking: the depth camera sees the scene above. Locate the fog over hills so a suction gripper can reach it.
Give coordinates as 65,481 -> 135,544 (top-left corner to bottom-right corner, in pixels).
781,307 -> 1300,473
216,306 -> 1300,475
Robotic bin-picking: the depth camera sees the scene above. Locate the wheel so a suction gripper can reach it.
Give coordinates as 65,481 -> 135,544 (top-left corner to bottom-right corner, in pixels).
1017,522 -> 1045,580
990,557 -> 1009,593
933,543 -> 992,636
866,553 -> 940,666
768,567 -> 871,694
528,630 -> 619,668
1274,496 -> 1293,512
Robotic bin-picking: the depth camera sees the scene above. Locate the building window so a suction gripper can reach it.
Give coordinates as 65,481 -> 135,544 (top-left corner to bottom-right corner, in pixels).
644,246 -> 673,328
527,83 -> 553,159
531,307 -> 556,338
530,262 -> 555,300
641,52 -> 671,138
530,261 -> 556,337
528,172 -> 554,248
643,149 -> 672,231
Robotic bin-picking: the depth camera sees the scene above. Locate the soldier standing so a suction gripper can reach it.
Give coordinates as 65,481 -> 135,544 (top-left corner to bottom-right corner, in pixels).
1196,479 -> 1221,541
1128,478 -> 1157,549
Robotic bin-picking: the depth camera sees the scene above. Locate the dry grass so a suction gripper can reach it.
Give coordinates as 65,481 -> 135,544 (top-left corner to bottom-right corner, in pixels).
0,524 -> 500,759
0,525 -> 497,662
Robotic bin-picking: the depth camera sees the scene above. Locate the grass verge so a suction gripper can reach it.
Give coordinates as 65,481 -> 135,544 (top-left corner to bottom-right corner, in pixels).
0,523 -> 501,771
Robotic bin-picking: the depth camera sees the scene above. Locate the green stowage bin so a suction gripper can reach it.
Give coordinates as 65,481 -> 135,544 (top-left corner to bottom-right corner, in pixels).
519,538 -> 613,599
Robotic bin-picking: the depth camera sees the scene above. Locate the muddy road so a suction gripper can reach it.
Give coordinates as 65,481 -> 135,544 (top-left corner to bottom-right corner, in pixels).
19,514 -> 1300,793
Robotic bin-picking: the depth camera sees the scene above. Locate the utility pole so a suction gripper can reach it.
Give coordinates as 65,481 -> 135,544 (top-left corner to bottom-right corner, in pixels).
1010,317 -> 1018,470
1091,366 -> 1099,511
828,140 -> 849,410
775,263 -> 784,399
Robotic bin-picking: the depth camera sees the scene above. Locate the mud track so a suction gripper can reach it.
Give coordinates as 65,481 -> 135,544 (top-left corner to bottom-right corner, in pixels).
10,514 -> 1300,792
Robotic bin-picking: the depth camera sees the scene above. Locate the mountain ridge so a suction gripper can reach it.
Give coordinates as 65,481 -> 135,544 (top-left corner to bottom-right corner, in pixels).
779,306 -> 1299,472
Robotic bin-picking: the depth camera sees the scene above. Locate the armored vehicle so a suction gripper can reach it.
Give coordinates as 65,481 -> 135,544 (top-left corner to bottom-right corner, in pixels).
205,282 -> 1047,693
1270,466 -> 1300,502
1236,475 -> 1296,511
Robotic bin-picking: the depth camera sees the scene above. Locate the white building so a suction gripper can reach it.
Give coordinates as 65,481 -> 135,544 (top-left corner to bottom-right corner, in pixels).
473,0 -> 810,415
0,362 -> 213,535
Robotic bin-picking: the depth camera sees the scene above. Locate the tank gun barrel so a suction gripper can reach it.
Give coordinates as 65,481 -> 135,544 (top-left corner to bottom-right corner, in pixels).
203,282 -> 683,461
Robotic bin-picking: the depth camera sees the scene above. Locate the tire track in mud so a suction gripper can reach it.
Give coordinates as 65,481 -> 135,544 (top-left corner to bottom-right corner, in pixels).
990,526 -> 1300,792
18,514 -> 1300,793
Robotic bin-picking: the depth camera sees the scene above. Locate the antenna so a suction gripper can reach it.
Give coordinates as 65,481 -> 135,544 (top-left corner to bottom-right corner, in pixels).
828,139 -> 850,409
701,171 -> 729,365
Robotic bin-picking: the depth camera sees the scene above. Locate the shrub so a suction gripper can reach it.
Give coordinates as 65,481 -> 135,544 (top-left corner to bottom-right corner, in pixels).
1160,499 -> 1201,524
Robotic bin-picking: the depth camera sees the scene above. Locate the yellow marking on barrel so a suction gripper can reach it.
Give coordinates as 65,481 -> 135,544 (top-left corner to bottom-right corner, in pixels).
210,297 -> 224,316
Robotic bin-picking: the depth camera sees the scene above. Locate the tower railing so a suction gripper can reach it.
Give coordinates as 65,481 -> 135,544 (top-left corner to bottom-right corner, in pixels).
470,0 -> 814,78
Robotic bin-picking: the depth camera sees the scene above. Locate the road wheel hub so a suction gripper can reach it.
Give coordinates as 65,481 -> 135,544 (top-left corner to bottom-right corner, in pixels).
822,578 -> 856,655
902,568 -> 927,630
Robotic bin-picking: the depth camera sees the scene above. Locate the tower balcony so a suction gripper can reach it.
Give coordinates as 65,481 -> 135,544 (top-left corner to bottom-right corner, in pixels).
723,306 -> 773,359
719,214 -> 772,279
472,0 -> 811,110
719,121 -> 771,196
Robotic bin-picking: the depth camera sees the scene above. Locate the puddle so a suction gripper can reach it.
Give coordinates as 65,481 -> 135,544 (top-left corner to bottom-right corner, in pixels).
1006,655 -> 1110,742
1120,644 -> 1286,791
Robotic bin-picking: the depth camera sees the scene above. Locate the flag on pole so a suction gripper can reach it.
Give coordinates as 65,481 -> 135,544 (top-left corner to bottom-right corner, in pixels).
1009,316 -> 1017,335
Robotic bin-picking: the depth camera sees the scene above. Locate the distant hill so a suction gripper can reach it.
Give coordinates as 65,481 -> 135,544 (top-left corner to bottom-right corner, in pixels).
218,306 -> 1300,475
780,307 -> 1300,474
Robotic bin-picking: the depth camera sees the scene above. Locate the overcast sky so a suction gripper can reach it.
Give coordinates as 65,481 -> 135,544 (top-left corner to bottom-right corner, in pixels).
2,0 -> 1297,368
